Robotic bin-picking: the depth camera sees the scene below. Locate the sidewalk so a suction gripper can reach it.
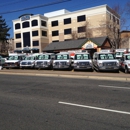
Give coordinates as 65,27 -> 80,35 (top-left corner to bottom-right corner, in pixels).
0,69 -> 130,82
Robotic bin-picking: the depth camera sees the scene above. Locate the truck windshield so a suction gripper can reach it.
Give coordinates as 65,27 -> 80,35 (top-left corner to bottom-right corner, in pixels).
37,55 -> 50,60
8,56 -> 19,60
126,55 -> 130,60
115,52 -> 124,57
56,54 -> 69,60
75,54 -> 90,60
25,56 -> 35,60
99,53 -> 115,60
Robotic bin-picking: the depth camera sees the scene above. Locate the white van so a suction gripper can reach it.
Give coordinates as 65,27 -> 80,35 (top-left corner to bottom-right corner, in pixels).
35,53 -> 55,69
53,52 -> 73,70
115,49 -> 126,60
20,54 -> 39,69
4,53 -> 26,69
73,52 -> 93,71
120,53 -> 130,73
93,50 -> 120,72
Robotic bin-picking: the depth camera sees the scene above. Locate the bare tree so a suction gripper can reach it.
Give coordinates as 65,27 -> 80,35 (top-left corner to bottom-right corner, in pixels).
97,4 -> 130,49
71,21 -> 93,40
125,1 -> 130,26
71,30 -> 78,40
98,19 -> 120,48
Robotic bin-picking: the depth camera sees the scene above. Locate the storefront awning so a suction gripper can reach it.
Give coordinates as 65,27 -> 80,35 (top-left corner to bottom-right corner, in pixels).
14,50 -> 22,53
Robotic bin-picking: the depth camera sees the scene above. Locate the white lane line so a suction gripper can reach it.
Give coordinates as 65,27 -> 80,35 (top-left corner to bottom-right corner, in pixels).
98,85 -> 130,90
58,101 -> 130,115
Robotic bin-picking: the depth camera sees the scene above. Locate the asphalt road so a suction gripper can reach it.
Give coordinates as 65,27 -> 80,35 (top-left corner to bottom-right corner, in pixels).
0,74 -> 130,130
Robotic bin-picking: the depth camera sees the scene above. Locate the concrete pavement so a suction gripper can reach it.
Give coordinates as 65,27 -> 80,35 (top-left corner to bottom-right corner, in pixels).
0,69 -> 130,82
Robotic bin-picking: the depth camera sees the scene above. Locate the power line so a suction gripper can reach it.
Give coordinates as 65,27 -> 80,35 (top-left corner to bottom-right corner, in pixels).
67,0 -> 107,11
0,0 -> 27,7
0,0 -> 71,15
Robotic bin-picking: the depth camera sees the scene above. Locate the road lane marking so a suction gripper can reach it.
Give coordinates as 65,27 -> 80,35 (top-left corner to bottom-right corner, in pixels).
59,101 -> 130,115
98,85 -> 130,90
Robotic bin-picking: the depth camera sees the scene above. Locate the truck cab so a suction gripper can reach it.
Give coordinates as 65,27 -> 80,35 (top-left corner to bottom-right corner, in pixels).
20,54 -> 39,69
115,49 -> 126,60
0,55 -> 6,68
73,52 -> 93,71
4,53 -> 26,69
53,52 -> 73,70
35,53 -> 55,69
93,50 -> 119,72
120,53 -> 130,73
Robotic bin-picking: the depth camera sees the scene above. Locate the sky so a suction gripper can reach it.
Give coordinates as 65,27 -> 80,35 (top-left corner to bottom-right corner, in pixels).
0,0 -> 130,38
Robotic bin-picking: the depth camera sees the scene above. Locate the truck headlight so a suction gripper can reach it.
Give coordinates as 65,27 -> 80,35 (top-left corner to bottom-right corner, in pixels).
116,62 -> 119,66
47,62 -> 51,65
32,62 -> 35,65
89,61 -> 92,66
98,63 -> 103,67
66,62 -> 70,65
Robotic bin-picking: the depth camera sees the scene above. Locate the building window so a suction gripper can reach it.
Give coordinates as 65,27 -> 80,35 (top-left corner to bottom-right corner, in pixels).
109,14 -> 111,20
23,32 -> 30,47
41,20 -> 47,27
32,30 -> 38,36
51,20 -> 58,27
52,40 -> 59,42
15,33 -> 21,39
33,41 -> 39,46
117,19 -> 119,25
64,28 -> 71,35
52,30 -> 59,36
22,21 -> 30,28
16,42 -> 21,48
15,23 -> 20,30
42,30 -> 47,37
78,26 -> 86,33
113,16 -> 116,22
77,15 -> 86,22
64,18 -> 71,25
31,20 -> 38,26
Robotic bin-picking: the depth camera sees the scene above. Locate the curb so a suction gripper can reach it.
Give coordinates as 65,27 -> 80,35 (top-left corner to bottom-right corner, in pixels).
0,71 -> 130,82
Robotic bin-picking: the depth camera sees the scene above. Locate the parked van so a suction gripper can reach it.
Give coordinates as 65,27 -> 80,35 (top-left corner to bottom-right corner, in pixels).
73,52 -> 93,71
115,49 -> 126,60
20,54 -> 39,69
53,52 -> 73,70
35,53 -> 55,69
4,53 -> 26,69
93,50 -> 120,72
120,53 -> 130,73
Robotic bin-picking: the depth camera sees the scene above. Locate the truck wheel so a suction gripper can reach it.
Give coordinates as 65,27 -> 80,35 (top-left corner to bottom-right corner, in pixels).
125,66 -> 129,74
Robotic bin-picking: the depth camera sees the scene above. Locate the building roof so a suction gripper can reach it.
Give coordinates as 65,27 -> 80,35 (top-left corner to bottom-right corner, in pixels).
43,36 -> 109,52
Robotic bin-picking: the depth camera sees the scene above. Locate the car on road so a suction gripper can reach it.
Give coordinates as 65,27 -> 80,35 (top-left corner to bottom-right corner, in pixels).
93,50 -> 120,72
53,52 -> 73,70
20,54 -> 39,69
120,53 -> 130,73
73,52 -> 93,71
4,53 -> 26,69
35,53 -> 55,69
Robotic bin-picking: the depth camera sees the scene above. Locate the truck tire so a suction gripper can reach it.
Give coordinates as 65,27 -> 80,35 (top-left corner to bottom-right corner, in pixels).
125,66 -> 129,74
